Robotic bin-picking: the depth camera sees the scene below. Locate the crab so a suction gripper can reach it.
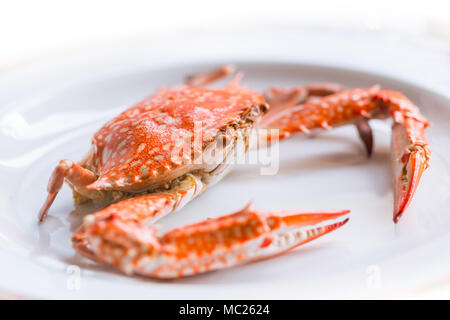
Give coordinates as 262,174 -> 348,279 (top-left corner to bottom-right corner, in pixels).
38,65 -> 430,279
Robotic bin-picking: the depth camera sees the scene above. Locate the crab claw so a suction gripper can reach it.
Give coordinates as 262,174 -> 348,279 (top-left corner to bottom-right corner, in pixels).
256,209 -> 350,258
261,87 -> 431,222
391,123 -> 429,222
157,206 -> 350,277
76,199 -> 349,278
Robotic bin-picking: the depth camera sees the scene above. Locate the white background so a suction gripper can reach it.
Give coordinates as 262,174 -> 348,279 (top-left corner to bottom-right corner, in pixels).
0,0 -> 449,68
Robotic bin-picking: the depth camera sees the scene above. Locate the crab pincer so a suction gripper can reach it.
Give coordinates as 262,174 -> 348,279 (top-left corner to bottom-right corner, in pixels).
378,90 -> 431,222
74,198 -> 349,278
261,86 -> 431,221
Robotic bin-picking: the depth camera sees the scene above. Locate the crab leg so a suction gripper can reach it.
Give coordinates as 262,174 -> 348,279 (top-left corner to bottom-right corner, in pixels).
39,159 -> 96,222
185,64 -> 235,87
264,83 -> 345,109
261,83 -> 345,127
73,190 -> 349,278
261,87 -> 431,222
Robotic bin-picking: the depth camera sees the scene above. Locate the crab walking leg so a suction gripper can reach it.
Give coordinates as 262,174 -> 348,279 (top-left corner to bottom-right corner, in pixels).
261,87 -> 431,222
39,159 -> 96,222
75,196 -> 349,278
185,64 -> 235,87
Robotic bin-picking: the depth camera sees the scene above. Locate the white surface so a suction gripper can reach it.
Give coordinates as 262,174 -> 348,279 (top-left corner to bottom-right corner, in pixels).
0,31 -> 450,299
0,0 -> 449,67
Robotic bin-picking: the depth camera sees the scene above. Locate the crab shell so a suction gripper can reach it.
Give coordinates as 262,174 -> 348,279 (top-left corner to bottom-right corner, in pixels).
81,85 -> 268,194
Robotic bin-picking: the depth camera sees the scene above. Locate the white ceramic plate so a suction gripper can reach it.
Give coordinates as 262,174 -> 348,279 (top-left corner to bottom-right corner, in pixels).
1,32 -> 450,299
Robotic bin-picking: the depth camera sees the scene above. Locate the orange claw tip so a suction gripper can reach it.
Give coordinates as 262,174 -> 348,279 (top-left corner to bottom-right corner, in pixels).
263,211 -> 350,259
393,150 -> 427,223
277,209 -> 350,228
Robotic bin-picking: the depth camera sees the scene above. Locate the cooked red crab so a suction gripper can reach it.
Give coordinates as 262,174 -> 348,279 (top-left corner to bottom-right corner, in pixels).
39,65 -> 430,279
